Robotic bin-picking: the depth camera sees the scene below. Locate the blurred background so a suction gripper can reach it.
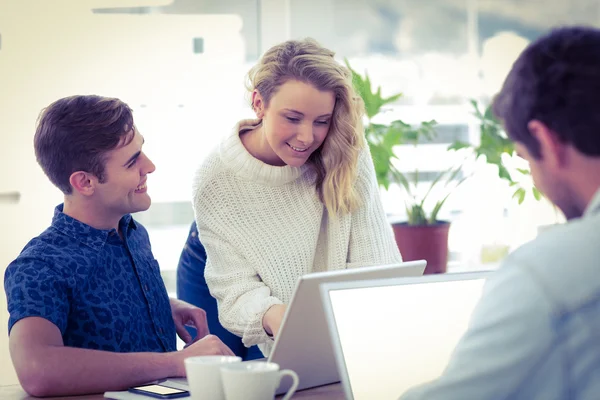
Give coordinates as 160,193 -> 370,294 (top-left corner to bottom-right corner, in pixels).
1,0 -> 592,383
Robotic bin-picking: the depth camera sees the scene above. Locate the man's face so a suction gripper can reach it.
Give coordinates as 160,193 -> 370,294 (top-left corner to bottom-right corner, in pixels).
516,140 -> 580,219
92,129 -> 156,220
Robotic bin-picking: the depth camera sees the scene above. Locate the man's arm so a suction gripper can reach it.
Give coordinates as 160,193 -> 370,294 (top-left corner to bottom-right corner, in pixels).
10,317 -> 233,397
400,263 -> 555,399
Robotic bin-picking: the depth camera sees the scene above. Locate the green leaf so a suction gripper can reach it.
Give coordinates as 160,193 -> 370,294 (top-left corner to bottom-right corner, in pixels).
390,167 -> 411,194
471,99 -> 484,120
430,194 -> 450,224
408,204 -> 428,225
448,141 -> 471,151
532,187 -> 543,201
382,121 -> 409,148
497,164 -> 513,182
421,119 -> 438,129
512,187 -> 526,204
483,104 -> 496,122
516,168 -> 530,175
382,93 -> 403,106
402,129 -> 419,143
405,204 -> 413,221
345,58 -> 402,120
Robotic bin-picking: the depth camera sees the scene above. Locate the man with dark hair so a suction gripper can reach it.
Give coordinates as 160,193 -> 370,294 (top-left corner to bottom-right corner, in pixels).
4,95 -> 233,397
401,26 -> 600,399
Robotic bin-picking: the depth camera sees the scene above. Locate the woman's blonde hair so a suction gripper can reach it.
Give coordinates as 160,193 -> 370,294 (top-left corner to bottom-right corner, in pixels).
246,38 -> 365,216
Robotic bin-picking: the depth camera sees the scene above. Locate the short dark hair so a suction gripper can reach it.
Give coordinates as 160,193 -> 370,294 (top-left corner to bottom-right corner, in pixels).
493,26 -> 600,159
34,95 -> 135,194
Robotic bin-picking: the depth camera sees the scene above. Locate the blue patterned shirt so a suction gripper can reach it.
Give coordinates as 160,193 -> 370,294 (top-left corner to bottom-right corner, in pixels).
4,205 -> 176,353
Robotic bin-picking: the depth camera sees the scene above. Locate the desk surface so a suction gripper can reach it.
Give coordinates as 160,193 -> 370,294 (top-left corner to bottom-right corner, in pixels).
0,383 -> 345,400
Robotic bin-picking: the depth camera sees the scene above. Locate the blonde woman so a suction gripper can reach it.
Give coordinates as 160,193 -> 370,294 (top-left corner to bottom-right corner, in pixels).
192,38 -> 402,356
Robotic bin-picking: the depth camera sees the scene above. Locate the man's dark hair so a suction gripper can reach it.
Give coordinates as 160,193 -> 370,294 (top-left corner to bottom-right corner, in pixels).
493,26 -> 600,159
34,95 -> 135,194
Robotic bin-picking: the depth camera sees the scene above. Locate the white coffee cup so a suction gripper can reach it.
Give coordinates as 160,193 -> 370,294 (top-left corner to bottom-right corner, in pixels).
220,361 -> 299,400
184,355 -> 242,400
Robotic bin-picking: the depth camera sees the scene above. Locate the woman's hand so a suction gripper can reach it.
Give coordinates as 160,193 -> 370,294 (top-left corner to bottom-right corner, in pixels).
262,304 -> 287,338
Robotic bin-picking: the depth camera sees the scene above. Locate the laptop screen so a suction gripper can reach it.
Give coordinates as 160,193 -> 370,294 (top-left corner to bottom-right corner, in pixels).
326,274 -> 487,400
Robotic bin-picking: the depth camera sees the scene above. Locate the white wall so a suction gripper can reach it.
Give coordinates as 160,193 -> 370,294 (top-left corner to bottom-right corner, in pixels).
0,0 -> 246,385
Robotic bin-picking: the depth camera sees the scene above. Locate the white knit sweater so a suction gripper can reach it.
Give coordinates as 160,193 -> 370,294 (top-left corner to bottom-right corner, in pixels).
192,120 -> 402,355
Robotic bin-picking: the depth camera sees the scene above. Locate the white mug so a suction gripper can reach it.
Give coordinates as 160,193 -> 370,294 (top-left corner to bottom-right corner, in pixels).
220,361 -> 299,400
184,355 -> 242,400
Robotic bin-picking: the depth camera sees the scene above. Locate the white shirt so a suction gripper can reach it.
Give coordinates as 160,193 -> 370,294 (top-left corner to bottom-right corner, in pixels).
401,188 -> 600,400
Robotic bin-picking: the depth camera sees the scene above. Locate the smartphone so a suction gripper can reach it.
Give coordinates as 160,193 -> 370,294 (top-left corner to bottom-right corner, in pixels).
128,383 -> 189,399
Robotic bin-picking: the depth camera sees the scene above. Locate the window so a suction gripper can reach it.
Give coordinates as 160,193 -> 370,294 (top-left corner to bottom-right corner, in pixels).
2,0 -> 590,292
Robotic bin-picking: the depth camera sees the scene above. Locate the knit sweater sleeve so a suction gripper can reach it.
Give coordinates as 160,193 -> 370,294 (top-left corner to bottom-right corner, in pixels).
192,166 -> 283,347
347,146 -> 403,267
198,225 -> 282,347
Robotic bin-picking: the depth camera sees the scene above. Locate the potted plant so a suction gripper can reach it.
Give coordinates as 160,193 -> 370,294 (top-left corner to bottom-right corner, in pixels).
346,61 -> 540,274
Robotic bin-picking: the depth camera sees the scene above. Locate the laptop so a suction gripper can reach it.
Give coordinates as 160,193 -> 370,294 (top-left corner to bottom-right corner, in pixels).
166,261 -> 426,395
320,271 -> 491,400
270,260 -> 426,394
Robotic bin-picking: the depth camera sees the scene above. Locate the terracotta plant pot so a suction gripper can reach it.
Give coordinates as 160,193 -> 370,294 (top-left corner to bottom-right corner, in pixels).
391,221 -> 450,274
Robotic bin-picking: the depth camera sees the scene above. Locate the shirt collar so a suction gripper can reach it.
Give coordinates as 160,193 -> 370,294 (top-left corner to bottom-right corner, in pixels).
584,187 -> 600,218
52,204 -> 137,250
